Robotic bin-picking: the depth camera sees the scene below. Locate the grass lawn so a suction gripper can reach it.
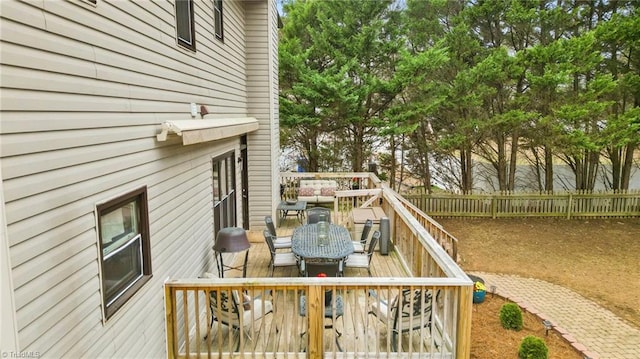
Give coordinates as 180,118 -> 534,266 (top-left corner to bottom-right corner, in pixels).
438,217 -> 640,328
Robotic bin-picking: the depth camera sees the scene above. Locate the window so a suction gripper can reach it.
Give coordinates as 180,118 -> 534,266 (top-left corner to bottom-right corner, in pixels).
213,0 -> 223,41
97,187 -> 152,320
176,0 -> 196,50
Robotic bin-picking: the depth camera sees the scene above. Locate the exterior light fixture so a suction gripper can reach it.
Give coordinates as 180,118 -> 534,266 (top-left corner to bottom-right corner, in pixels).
490,285 -> 497,297
200,105 -> 209,118
542,319 -> 552,336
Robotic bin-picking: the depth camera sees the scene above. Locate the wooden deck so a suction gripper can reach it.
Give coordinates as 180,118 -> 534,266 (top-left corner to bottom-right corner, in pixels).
167,183 -> 471,358
245,216 -> 410,278
186,217 -> 447,356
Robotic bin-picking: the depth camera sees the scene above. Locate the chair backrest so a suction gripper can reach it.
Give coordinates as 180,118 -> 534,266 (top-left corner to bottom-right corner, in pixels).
263,229 -> 276,259
208,289 -> 242,329
360,219 -> 373,244
303,260 -> 342,277
367,230 -> 380,259
307,207 -> 331,224
264,215 -> 277,236
393,289 -> 434,333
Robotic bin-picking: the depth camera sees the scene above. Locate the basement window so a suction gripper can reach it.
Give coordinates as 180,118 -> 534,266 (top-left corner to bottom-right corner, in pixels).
97,187 -> 152,320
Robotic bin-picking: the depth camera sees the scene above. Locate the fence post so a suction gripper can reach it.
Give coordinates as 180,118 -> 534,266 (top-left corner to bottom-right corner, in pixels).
491,195 -> 496,219
567,194 -> 572,219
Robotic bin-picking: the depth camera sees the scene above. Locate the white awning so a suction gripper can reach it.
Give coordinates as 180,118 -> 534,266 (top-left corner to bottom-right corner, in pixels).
156,118 -> 259,145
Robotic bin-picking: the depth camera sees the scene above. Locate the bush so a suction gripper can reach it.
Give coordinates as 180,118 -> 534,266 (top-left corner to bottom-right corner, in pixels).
499,302 -> 523,330
518,335 -> 549,359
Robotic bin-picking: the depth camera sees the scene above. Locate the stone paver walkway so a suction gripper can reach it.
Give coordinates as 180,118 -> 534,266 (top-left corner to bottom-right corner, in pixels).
472,272 -> 640,359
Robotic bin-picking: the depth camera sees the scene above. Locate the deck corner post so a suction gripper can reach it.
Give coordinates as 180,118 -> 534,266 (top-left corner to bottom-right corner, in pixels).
456,285 -> 473,359
164,284 -> 176,359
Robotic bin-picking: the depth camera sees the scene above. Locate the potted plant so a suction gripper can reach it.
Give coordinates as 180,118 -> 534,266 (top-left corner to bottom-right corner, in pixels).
351,177 -> 360,190
473,281 -> 486,303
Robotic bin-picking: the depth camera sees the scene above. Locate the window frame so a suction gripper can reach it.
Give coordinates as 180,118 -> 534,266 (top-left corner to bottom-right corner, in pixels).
176,0 -> 196,51
97,186 -> 152,320
213,0 -> 224,41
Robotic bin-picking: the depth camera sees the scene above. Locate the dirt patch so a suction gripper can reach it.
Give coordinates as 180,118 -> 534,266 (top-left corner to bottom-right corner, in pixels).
437,218 -> 640,328
471,294 -> 582,359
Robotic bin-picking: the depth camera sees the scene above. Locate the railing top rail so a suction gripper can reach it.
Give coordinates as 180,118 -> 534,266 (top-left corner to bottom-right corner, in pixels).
279,172 -> 384,188
393,191 -> 444,230
279,172 -> 373,179
403,189 -> 640,196
381,183 -> 469,280
165,276 -> 471,288
335,188 -> 382,197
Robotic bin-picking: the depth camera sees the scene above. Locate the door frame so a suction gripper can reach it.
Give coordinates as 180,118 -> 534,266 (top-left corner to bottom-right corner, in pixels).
240,136 -> 249,229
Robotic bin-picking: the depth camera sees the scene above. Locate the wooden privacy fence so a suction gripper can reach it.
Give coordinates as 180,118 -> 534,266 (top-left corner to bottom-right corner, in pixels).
402,190 -> 640,219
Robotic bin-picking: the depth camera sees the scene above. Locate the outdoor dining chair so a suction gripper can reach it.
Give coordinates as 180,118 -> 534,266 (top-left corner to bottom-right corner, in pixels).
344,230 -> 379,276
352,218 -> 373,253
201,272 -> 274,351
299,258 -> 344,278
263,230 -> 299,276
264,215 -> 292,249
298,259 -> 345,351
368,288 -> 437,352
306,207 -> 331,224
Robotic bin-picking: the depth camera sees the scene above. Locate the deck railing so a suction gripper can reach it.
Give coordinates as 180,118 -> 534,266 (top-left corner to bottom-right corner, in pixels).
165,173 -> 472,358
165,277 -> 469,358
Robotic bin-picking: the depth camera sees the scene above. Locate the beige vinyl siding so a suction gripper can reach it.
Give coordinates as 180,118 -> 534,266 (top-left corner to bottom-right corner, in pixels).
1,0 -> 275,356
268,0 -> 281,220
0,166 -> 19,352
245,0 -> 280,229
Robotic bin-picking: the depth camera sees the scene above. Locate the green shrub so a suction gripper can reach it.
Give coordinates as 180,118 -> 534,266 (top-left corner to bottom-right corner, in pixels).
518,335 -> 549,359
499,302 -> 523,330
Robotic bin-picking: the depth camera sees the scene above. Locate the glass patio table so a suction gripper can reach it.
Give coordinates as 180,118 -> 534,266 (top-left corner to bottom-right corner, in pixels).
291,223 -> 354,260
277,200 -> 307,225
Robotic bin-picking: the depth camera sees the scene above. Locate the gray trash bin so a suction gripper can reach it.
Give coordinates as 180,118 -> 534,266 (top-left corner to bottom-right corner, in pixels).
379,217 -> 390,255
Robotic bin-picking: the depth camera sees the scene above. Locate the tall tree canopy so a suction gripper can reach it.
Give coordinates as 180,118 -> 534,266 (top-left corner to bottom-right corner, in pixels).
279,0 -> 404,172
279,0 -> 640,192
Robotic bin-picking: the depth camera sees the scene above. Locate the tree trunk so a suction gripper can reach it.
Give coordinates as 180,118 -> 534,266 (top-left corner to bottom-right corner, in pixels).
621,143 -> 636,190
399,135 -> 406,191
508,132 -> 519,190
544,145 -> 554,192
497,135 -> 507,191
460,145 -> 474,194
389,135 -> 397,191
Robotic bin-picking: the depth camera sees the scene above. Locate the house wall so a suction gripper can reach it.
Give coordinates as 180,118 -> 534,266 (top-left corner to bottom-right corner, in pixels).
245,0 -> 281,230
0,0 -> 278,357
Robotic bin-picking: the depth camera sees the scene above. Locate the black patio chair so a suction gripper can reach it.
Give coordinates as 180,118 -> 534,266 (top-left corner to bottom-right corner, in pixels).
298,259 -> 344,351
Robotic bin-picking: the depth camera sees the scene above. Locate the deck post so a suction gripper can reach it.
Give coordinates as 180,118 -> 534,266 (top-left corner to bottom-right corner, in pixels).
307,285 -> 324,358
164,283 -> 176,359
456,284 -> 473,358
